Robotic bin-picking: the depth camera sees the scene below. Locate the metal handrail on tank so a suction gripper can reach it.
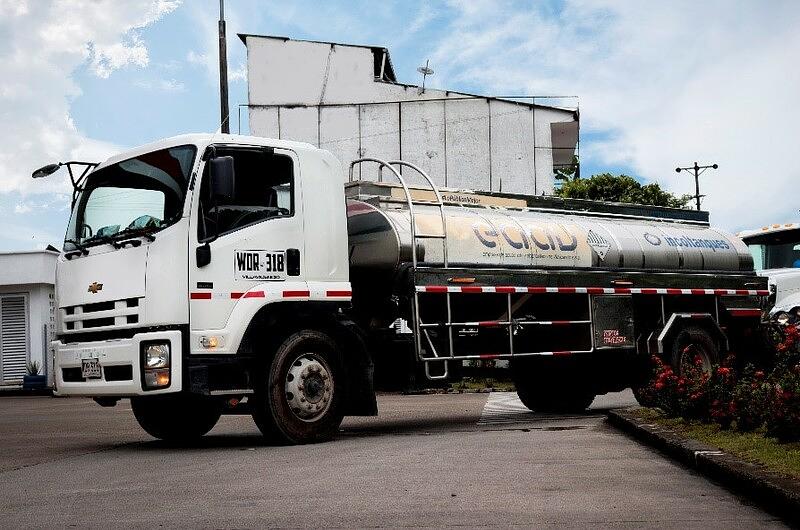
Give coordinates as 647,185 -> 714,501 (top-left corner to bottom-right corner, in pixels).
349,158 -> 420,266
385,160 -> 449,269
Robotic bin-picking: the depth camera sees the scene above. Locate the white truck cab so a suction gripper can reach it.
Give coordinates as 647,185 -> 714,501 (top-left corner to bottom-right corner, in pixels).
48,134 -> 367,443
739,223 -> 800,325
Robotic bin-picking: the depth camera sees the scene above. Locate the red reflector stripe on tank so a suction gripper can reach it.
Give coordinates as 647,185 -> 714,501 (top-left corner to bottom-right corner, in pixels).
728,309 -> 761,317
417,286 -> 768,296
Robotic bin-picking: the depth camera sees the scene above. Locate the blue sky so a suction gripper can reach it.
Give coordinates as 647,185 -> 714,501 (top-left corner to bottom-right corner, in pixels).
1,0 -> 798,250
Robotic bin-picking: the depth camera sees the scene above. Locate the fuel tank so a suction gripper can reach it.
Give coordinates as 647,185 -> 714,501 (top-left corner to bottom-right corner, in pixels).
345,183 -> 753,274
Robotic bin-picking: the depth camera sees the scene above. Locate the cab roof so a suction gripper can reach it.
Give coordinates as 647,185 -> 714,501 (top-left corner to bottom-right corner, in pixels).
96,133 -> 319,171
738,222 -> 800,240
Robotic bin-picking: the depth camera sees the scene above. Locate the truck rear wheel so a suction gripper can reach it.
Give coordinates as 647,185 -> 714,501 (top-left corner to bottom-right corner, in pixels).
512,361 -> 595,413
131,394 -> 222,442
252,330 -> 344,444
670,326 -> 719,376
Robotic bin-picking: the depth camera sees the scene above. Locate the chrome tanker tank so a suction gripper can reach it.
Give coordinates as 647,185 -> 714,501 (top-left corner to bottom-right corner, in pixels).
345,181 -> 754,274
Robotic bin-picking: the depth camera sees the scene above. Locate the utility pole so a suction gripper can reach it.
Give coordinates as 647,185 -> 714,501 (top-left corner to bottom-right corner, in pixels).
675,162 -> 718,211
218,0 -> 230,133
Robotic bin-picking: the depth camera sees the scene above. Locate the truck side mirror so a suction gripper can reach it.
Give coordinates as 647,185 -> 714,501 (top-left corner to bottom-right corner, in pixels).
209,156 -> 235,201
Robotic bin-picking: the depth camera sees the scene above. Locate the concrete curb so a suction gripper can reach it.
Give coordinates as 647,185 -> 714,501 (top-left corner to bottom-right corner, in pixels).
608,408 -> 800,526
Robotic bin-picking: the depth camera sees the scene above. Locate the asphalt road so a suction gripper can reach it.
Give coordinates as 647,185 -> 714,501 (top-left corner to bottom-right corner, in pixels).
0,391 -> 786,528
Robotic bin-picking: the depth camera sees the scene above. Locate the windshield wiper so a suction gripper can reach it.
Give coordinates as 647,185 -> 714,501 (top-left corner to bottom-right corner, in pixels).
82,233 -> 118,248
113,226 -> 157,242
109,227 -> 157,249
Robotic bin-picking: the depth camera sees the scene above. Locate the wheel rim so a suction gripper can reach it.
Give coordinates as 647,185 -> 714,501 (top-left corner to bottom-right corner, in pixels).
284,353 -> 334,422
679,343 -> 712,375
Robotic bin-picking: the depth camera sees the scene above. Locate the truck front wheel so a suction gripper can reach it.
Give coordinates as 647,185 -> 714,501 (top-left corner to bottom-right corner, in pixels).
252,330 -> 344,444
131,394 -> 222,442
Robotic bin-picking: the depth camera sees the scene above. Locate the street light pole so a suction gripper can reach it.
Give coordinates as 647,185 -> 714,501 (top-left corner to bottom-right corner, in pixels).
218,0 -> 230,133
675,162 -> 718,211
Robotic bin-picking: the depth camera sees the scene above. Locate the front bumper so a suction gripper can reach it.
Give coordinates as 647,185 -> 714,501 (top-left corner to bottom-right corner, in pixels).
53,330 -> 183,397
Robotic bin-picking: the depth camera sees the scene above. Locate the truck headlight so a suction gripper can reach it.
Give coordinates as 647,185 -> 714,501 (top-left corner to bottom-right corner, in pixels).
144,343 -> 170,369
141,342 -> 170,389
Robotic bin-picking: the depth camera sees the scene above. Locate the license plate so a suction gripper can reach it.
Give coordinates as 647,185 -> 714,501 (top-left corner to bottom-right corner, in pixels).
234,250 -> 287,281
81,358 -> 102,379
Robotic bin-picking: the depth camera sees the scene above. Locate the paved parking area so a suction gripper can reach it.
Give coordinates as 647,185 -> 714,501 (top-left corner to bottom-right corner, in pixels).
0,391 -> 785,528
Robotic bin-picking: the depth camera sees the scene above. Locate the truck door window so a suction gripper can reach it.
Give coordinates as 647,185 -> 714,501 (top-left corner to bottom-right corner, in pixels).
198,148 -> 294,241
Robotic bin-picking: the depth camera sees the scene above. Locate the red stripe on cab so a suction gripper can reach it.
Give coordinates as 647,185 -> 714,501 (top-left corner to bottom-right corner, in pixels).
283,290 -> 310,298
326,290 -> 352,297
190,292 -> 212,300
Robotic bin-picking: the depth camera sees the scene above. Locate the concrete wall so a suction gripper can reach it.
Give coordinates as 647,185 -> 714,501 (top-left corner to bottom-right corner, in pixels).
243,35 -> 578,195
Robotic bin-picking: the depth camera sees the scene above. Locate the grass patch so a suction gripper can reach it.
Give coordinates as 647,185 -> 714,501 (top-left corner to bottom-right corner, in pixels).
633,408 -> 800,480
451,377 -> 515,392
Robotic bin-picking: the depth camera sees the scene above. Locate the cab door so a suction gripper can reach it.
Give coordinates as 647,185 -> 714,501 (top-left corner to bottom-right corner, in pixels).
188,145 -> 304,350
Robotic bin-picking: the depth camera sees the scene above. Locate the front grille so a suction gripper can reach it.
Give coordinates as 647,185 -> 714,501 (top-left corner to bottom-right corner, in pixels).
82,317 -> 115,329
61,298 -> 141,332
82,300 -> 116,313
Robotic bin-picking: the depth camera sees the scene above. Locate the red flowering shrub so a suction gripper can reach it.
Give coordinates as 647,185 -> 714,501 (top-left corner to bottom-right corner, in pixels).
639,323 -> 800,442
763,324 -> 800,442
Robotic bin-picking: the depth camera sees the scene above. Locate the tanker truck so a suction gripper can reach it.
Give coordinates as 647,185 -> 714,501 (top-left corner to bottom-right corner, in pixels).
36,134 -> 767,444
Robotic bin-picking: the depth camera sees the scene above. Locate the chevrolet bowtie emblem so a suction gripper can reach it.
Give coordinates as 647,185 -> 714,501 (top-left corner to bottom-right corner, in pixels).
88,282 -> 103,294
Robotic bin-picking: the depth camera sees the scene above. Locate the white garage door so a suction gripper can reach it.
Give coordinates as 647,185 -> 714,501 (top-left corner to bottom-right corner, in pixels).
1,295 -> 28,384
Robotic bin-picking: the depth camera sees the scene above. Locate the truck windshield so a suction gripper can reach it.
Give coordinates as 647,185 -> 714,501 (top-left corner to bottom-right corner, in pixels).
745,230 -> 800,270
64,145 -> 196,250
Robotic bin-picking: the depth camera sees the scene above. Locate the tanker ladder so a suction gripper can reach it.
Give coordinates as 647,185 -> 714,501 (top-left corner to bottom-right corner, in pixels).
349,158 -> 452,379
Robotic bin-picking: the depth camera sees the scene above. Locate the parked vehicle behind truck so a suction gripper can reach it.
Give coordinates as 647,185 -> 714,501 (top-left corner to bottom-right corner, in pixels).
35,134 -> 767,444
739,223 -> 800,330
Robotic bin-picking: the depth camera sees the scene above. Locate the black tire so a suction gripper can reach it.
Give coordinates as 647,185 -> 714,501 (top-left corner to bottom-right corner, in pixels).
512,362 -> 595,413
131,394 -> 222,442
670,326 -> 719,376
252,330 -> 344,444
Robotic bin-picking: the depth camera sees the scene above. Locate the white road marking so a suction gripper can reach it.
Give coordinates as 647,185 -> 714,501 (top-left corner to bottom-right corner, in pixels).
477,391 -> 537,425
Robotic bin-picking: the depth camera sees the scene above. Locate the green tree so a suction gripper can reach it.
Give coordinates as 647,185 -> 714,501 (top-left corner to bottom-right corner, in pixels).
555,172 -> 691,208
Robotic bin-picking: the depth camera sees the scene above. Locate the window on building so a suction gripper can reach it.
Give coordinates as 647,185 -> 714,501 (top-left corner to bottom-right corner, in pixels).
198,148 -> 294,241
1,294 -> 28,384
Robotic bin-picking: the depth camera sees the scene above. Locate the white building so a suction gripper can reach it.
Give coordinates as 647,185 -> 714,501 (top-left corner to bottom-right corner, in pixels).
0,250 -> 57,387
240,34 -> 579,195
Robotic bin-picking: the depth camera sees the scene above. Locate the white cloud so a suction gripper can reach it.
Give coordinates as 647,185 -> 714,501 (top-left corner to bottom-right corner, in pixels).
429,0 -> 800,231
135,78 -> 186,92
0,0 -> 181,197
